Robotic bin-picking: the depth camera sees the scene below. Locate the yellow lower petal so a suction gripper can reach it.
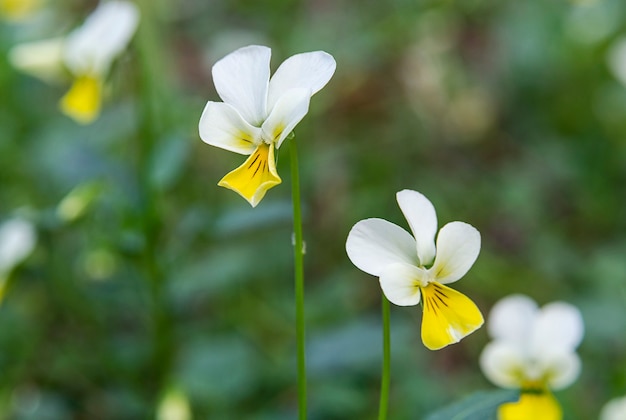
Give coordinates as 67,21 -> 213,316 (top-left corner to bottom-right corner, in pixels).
420,282 -> 484,350
498,391 -> 562,420
0,0 -> 41,20
218,143 -> 281,207
59,75 -> 102,124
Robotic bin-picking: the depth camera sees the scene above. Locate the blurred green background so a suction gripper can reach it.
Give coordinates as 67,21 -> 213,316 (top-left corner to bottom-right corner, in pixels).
1,0 -> 626,418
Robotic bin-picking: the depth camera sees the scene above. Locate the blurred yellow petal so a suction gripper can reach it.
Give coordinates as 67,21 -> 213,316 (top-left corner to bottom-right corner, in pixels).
218,143 -> 281,207
0,0 -> 42,21
498,392 -> 562,420
59,75 -> 102,124
420,281 -> 483,350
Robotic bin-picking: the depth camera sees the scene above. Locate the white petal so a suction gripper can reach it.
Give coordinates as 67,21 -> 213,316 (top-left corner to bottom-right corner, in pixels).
267,51 -> 336,111
8,37 -> 66,83
198,102 -> 261,155
428,221 -> 480,284
487,294 -> 538,344
64,1 -> 139,75
0,218 -> 37,274
379,263 -> 425,306
531,302 -> 584,355
479,341 -> 526,389
600,396 -> 626,420
261,88 -> 310,149
346,218 -> 418,277
539,351 -> 582,391
212,45 -> 270,126
396,190 -> 437,266
608,36 -> 626,87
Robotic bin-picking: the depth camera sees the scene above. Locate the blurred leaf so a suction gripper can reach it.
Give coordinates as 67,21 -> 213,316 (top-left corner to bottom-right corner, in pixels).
149,133 -> 190,191
424,390 -> 519,420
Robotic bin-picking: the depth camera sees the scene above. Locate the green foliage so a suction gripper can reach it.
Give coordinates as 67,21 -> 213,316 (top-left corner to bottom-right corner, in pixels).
424,390 -> 520,420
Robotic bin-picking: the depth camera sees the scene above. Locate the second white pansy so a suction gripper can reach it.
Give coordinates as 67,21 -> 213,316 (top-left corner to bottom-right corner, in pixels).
479,294 -> 584,420
346,189 -> 483,350
198,45 -> 336,207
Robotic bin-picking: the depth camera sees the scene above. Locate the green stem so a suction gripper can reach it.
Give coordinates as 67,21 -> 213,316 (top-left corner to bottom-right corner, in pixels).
289,138 -> 307,419
378,295 -> 391,420
134,0 -> 172,405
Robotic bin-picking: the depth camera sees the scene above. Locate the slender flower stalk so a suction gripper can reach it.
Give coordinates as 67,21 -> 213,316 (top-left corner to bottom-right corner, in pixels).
378,295 -> 391,420
289,139 -> 307,419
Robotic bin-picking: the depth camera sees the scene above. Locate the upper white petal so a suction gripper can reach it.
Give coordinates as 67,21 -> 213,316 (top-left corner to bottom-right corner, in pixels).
198,101 -> 261,155
64,1 -> 139,75
212,45 -> 270,126
267,51 -> 336,111
261,88 -> 310,149
428,221 -> 480,284
395,190 -> 437,266
479,341 -> 526,389
530,302 -> 584,355
379,263 -> 425,306
487,294 -> 538,344
346,218 -> 418,277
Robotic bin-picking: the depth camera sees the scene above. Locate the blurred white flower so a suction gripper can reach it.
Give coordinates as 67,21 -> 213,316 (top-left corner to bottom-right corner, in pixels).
607,36 -> 626,88
198,45 -> 336,207
156,387 -> 191,420
480,294 -> 584,420
601,395 -> 626,420
0,217 -> 37,299
346,189 -> 483,350
9,1 -> 139,124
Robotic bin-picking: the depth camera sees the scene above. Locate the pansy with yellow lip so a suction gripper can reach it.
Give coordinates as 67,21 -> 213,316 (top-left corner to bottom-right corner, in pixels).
198,45 -> 336,207
8,1 -> 139,124
479,294 -> 584,420
345,189 -> 483,350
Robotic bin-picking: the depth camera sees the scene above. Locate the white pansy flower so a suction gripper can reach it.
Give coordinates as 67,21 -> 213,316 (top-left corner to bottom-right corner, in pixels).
608,36 -> 626,88
480,294 -> 584,420
198,45 -> 336,207
601,395 -> 626,420
0,217 -> 37,300
9,1 -> 139,124
345,189 -> 483,350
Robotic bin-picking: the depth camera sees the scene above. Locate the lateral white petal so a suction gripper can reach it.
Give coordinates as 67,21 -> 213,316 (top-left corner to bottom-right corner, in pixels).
539,351 -> 582,391
379,263 -> 425,306
261,88 -> 310,149
64,1 -> 139,75
198,102 -> 261,155
531,302 -> 584,354
346,218 -> 418,277
267,51 -> 336,111
396,190 -> 437,266
212,45 -> 270,126
428,221 -> 480,284
479,341 -> 526,389
8,37 -> 66,83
